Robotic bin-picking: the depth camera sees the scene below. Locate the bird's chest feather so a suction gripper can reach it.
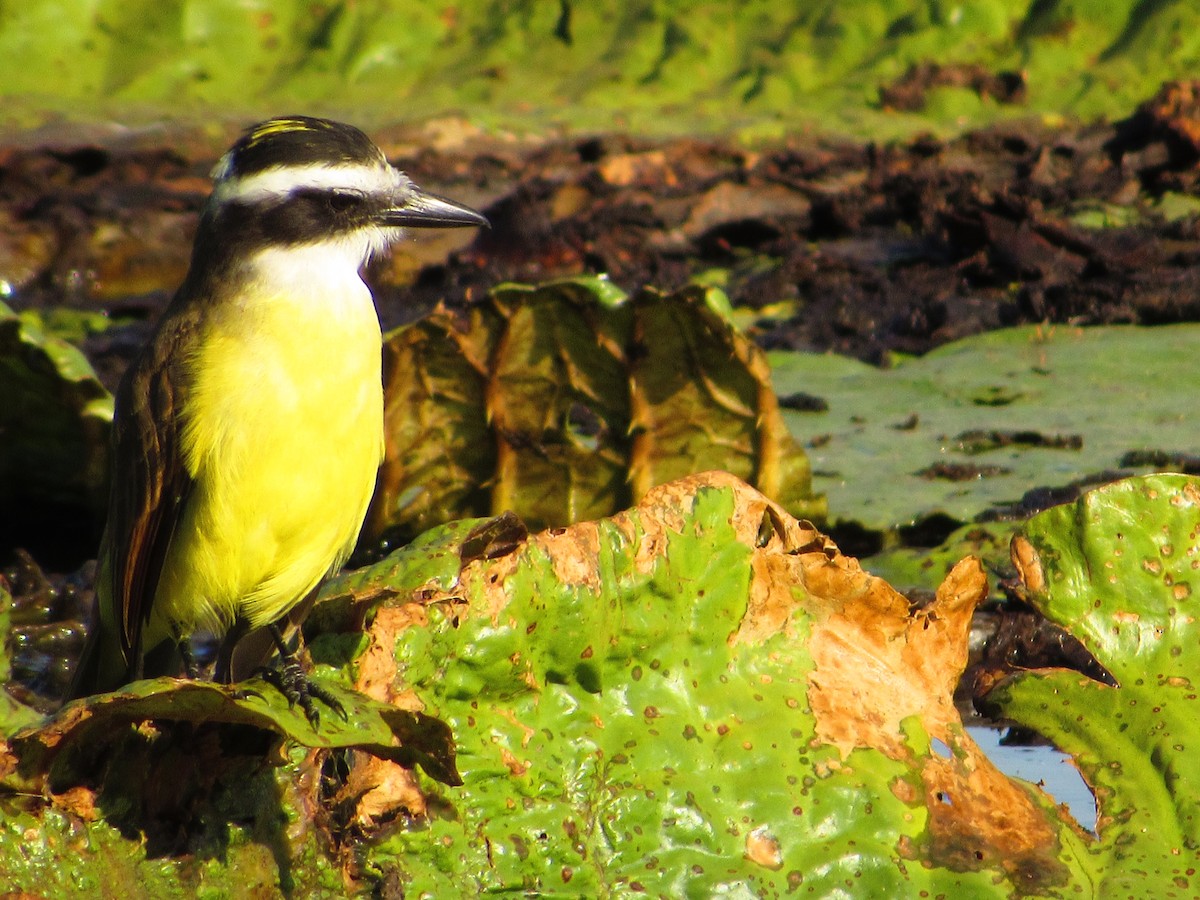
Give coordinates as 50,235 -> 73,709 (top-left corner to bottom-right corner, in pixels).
188,254 -> 382,442
181,265 -> 385,507
153,255 -> 386,633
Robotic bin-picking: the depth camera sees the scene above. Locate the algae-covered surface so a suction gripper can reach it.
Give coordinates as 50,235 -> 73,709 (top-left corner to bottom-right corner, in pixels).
1,1 -> 1199,138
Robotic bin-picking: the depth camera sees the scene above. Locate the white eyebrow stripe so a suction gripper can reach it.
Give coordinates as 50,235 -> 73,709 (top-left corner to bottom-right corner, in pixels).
212,163 -> 402,204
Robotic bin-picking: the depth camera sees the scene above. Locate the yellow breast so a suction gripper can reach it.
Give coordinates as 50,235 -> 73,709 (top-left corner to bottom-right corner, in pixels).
151,248 -> 384,641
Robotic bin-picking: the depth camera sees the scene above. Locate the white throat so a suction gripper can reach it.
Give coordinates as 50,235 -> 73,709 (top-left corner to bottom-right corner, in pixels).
249,230 -> 397,284
244,239 -> 383,322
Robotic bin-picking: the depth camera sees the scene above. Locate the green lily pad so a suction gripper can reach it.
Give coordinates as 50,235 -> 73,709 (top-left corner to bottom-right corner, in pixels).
771,324 -> 1200,536
983,474 -> 1200,895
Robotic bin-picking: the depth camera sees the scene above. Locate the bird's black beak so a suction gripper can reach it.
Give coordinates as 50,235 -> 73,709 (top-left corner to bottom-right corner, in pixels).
381,187 -> 489,229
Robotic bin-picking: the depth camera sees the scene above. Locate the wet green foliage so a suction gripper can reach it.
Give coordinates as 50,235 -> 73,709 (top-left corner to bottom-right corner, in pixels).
0,301 -> 112,526
985,475 -> 1200,897
326,476 -> 1074,896
7,469 -> 1200,895
0,1 -> 1196,137
0,793 -> 341,900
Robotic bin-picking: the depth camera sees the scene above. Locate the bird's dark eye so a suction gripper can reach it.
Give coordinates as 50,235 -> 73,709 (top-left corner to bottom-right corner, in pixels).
328,191 -> 362,212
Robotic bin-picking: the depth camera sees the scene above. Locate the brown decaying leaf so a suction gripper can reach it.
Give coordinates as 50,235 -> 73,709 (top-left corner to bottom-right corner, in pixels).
355,470 -> 1055,875
1010,533 -> 1046,594
597,151 -> 673,188
320,604 -> 436,835
368,286 -> 823,547
801,514 -> 1063,873
743,825 -> 784,870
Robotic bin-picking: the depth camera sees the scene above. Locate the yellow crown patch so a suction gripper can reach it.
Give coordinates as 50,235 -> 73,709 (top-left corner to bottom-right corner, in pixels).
244,117 -> 331,148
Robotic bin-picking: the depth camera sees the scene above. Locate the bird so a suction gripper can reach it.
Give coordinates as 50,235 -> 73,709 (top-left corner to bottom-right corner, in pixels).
66,115 -> 487,722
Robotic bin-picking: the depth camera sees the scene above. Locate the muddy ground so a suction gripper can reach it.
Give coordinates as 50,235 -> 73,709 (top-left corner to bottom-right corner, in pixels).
6,86 -> 1200,382
4,84 -> 1200,708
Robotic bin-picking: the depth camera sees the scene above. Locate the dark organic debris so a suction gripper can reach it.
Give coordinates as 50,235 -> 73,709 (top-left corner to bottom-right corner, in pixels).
956,429 -> 1084,454
969,386 -> 1025,407
972,607 -> 1118,721
879,62 -> 1027,112
778,391 -> 829,412
1107,80 -> 1200,180
458,512 -> 529,565
1120,449 -> 1200,473
3,549 -> 91,708
978,470 -> 1133,521
916,462 -> 1012,481
896,513 -> 964,550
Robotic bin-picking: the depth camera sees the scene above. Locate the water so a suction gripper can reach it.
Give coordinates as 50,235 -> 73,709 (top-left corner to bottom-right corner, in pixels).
968,725 -> 1097,833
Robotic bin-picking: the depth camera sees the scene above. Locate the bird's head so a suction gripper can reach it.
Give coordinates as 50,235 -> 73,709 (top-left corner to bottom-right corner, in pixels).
197,116 -> 487,271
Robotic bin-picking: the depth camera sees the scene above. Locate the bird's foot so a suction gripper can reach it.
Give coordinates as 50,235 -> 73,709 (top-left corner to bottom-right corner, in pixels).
258,623 -> 347,728
254,664 -> 345,728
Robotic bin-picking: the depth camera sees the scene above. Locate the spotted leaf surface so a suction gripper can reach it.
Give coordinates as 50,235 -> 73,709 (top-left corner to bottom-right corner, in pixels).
341,472 -> 1078,896
985,474 -> 1200,897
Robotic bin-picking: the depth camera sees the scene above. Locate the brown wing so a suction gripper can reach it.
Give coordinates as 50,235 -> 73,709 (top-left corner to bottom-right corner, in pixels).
102,303 -> 198,662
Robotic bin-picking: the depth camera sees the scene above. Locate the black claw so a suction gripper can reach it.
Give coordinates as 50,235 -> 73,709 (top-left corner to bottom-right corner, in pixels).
256,622 -> 346,728
231,685 -> 267,703
253,663 -> 318,727
304,678 -> 348,722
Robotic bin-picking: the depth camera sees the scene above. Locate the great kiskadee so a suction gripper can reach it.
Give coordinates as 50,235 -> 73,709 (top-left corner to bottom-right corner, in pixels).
66,116 -> 487,718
